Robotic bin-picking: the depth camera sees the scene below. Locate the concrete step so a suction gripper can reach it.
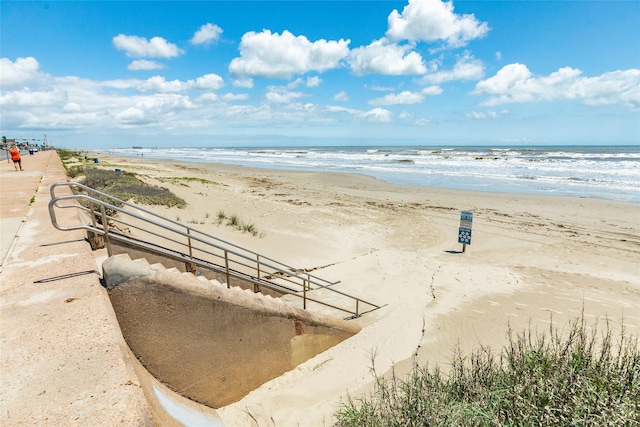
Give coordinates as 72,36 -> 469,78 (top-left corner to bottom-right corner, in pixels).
111,256 -> 287,308
113,253 -> 132,261
196,275 -> 210,284
209,280 -> 225,289
149,262 -> 166,271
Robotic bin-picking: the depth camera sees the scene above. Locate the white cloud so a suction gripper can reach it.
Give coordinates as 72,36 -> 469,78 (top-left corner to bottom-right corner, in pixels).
228,30 -> 350,78
222,93 -> 250,102
369,90 -> 425,106
326,105 -> 358,114
334,91 -> 349,102
369,85 -> 396,92
474,63 -> 640,109
137,76 -> 188,93
114,107 -> 146,123
63,102 -> 82,113
349,38 -> 426,76
386,0 -> 489,48
288,78 -> 304,89
191,23 -> 223,45
193,74 -> 224,90
232,77 -> 254,88
467,109 -> 509,119
265,86 -> 306,103
0,57 -> 42,86
358,107 -> 393,123
198,93 -> 219,102
0,69 -> 236,132
113,34 -> 183,58
100,78 -> 141,90
369,85 -> 442,106
135,74 -> 224,93
128,60 -> 165,71
0,87 -> 66,107
421,52 -> 484,84
422,85 -> 444,96
306,76 -> 322,87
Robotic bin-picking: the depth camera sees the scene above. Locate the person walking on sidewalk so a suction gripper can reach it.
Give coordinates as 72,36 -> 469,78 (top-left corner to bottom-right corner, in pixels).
9,145 -> 23,171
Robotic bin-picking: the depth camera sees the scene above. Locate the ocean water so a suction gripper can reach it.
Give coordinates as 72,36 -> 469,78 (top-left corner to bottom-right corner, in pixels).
99,145 -> 640,203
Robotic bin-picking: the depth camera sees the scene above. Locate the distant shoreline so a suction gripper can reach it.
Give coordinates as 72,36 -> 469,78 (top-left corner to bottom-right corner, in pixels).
90,144 -> 640,203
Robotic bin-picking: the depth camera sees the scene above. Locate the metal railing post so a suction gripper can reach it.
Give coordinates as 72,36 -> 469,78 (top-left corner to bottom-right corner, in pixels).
224,250 -> 230,288
91,201 -> 98,230
187,228 -> 193,259
256,254 -> 261,279
254,254 -> 261,293
100,204 -> 112,257
303,283 -> 307,309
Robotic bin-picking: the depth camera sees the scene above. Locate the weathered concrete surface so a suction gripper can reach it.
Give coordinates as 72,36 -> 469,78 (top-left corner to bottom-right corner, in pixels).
103,254 -> 362,408
127,346 -> 224,427
0,151 -> 152,425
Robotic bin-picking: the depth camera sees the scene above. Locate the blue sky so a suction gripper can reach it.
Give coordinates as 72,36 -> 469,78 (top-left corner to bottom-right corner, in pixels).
1,0 -> 639,148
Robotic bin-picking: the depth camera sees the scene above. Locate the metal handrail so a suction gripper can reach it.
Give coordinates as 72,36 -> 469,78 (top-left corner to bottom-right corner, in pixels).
50,182 -> 336,288
49,182 -> 382,318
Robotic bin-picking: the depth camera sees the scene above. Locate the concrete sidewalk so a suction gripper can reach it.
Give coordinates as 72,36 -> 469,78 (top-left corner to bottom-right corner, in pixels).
0,151 -> 151,425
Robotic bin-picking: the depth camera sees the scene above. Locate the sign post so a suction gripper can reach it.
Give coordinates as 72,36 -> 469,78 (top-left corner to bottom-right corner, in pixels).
458,211 -> 473,252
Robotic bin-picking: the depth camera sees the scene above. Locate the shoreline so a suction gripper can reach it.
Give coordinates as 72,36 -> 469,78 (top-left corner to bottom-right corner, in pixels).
94,153 -> 640,425
95,151 -> 640,204
88,146 -> 640,204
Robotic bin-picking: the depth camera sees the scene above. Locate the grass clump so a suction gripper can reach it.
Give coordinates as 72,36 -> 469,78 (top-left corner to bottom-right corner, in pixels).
227,214 -> 240,227
242,223 -> 257,235
334,316 -> 639,426
156,176 -> 218,186
57,149 -> 78,162
215,210 -> 260,236
79,167 -> 186,209
65,165 -> 85,178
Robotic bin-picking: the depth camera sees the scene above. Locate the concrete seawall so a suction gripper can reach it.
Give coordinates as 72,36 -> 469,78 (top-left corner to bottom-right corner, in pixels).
0,151 -> 152,425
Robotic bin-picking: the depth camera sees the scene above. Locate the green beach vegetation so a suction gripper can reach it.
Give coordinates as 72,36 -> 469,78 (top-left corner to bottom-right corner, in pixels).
81,168 -> 186,208
57,150 -> 262,237
216,210 -> 261,237
56,148 -> 77,162
155,176 -> 220,186
334,316 -> 639,426
57,149 -> 186,209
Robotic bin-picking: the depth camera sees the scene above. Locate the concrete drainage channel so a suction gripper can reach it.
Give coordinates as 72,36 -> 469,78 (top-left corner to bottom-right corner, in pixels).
101,254 -> 361,424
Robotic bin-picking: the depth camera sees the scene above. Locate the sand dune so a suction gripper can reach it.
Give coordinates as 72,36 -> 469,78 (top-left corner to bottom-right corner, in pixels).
97,154 -> 640,426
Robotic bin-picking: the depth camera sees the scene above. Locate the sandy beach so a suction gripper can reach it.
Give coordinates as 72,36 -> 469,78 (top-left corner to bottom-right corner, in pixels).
94,153 -> 640,426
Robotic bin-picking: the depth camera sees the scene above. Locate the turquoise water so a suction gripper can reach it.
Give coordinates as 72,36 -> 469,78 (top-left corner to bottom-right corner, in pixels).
99,145 -> 640,203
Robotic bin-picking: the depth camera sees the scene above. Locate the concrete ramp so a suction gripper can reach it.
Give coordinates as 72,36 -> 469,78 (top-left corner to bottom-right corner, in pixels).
102,254 -> 361,409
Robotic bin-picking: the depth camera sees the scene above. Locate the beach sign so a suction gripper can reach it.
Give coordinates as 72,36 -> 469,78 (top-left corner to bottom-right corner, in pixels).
458,211 -> 473,252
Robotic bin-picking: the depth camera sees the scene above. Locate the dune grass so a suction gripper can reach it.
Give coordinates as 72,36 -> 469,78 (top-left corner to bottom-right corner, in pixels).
63,166 -> 186,214
216,210 -> 261,237
81,167 -> 186,208
155,176 -> 219,186
334,315 -> 639,426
